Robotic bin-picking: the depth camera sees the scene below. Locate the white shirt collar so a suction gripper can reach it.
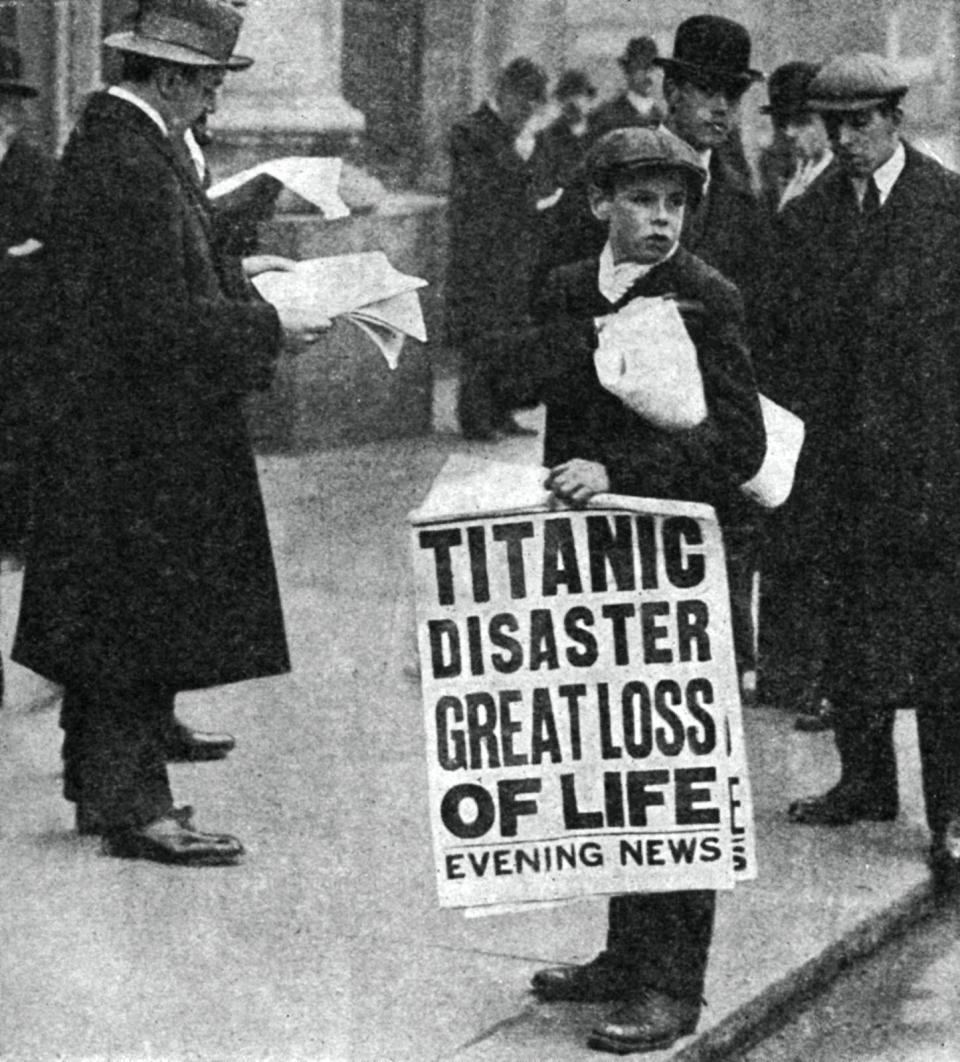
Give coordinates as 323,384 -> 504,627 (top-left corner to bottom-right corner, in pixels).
107,85 -> 168,137
598,241 -> 677,304
852,140 -> 906,207
183,127 -> 207,181
625,91 -> 657,117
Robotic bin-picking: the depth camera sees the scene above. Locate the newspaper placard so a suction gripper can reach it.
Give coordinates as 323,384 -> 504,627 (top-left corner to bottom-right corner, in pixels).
411,460 -> 754,910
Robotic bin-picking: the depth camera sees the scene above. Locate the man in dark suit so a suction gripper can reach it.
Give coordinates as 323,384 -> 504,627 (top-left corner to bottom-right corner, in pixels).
0,45 -> 56,709
12,0 -> 326,866
0,45 -> 56,554
653,15 -> 770,702
445,57 -> 548,440
588,36 -> 665,142
526,126 -> 765,1056
771,55 -> 960,887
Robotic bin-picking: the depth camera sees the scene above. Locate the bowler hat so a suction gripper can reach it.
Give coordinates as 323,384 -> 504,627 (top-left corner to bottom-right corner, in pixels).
655,15 -> 763,90
807,53 -> 908,111
587,125 -> 707,202
104,0 -> 253,70
619,36 -> 659,71
555,69 -> 597,101
0,44 -> 38,98
761,61 -> 820,118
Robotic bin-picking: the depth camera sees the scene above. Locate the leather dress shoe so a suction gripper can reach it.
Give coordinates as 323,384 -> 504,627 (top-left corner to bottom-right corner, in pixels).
77,802 -> 194,837
532,955 -> 633,1002
788,783 -> 897,826
165,721 -> 235,762
102,813 -> 244,866
588,989 -> 700,1054
930,816 -> 960,889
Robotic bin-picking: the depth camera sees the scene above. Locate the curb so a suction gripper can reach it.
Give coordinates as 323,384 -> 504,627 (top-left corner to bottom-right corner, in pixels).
671,881 -> 938,1061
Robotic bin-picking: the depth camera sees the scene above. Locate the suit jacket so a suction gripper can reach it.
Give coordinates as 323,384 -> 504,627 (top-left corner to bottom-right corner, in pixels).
528,247 -> 765,520
13,92 -> 289,691
445,103 -> 540,342
683,150 -> 771,328
767,142 -> 960,704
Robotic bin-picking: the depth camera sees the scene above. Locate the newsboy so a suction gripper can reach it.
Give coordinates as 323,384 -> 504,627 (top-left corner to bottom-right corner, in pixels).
769,54 -> 960,886
525,126 -> 764,1055
12,0 -> 325,866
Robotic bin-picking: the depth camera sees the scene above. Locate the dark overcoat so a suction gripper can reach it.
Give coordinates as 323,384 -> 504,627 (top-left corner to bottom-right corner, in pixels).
444,103 -> 540,343
530,247 -> 765,516
766,142 -> 960,707
683,150 -> 772,332
12,92 -> 289,692
0,135 -> 57,545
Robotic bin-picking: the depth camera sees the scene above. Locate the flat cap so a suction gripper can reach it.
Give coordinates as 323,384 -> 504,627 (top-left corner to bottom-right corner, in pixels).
587,126 -> 707,197
807,53 -> 908,111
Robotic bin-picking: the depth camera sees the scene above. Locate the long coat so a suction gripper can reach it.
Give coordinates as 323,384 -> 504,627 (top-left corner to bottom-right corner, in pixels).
766,142 -> 960,708
0,135 -> 57,546
12,92 -> 289,692
445,103 -> 540,343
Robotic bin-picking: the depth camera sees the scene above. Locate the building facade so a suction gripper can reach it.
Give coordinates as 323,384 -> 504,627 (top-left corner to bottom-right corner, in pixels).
5,0 -> 959,181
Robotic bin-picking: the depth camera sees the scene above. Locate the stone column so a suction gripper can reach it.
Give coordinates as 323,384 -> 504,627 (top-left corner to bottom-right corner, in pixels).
16,0 -> 102,152
209,0 -> 364,171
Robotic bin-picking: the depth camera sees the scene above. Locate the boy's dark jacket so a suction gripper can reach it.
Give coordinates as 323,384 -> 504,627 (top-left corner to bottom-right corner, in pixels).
525,246 -> 765,519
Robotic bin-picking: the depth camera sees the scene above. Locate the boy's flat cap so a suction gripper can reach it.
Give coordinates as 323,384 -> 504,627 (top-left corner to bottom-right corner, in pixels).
807,53 -> 908,111
587,126 -> 707,189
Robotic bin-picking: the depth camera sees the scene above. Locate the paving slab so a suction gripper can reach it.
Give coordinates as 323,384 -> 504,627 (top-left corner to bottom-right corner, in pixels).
0,427 -> 938,1061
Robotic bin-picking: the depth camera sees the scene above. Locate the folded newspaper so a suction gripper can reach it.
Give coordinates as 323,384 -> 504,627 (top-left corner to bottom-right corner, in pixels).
208,157 -> 350,219
253,251 -> 428,368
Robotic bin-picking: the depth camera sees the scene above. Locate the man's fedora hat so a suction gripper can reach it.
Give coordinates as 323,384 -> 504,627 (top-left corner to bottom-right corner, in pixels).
0,44 -> 38,98
619,36 -> 659,70
761,61 -> 821,118
806,53 -> 908,111
654,15 -> 763,90
104,0 -> 253,70
587,125 -> 708,202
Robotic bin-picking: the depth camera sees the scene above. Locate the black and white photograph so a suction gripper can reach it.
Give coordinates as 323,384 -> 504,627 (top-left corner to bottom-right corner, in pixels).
3,1 -> 960,1059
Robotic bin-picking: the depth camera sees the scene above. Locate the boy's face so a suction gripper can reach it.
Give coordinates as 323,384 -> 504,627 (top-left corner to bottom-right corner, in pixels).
591,171 -> 687,265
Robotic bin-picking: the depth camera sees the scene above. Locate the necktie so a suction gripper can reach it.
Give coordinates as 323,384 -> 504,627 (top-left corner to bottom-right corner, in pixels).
861,175 -> 881,216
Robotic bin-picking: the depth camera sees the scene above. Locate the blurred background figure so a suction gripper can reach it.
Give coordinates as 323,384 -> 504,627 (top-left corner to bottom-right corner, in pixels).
0,42 -> 55,710
588,35 -> 665,140
759,61 -> 834,216
445,56 -> 548,441
0,43 -> 54,559
534,68 -> 597,190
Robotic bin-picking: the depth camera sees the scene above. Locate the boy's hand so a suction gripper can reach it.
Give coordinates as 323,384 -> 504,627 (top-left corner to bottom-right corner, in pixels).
545,459 -> 610,506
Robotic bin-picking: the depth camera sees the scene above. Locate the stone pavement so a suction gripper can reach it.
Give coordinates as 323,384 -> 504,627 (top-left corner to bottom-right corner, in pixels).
0,424 -> 937,1062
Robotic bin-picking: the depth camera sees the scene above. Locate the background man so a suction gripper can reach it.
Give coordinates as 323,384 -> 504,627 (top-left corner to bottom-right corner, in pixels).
655,14 -> 770,702
769,54 -> 960,888
588,36 -> 665,141
759,61 -> 834,216
445,57 -> 548,440
756,60 -> 836,732
0,43 -> 56,710
12,0 -> 326,866
0,44 -> 55,559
